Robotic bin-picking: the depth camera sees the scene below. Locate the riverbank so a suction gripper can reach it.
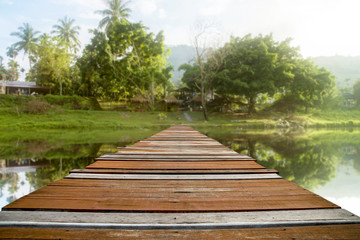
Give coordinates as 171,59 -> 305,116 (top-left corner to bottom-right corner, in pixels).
2,108 -> 360,130
1,95 -> 360,130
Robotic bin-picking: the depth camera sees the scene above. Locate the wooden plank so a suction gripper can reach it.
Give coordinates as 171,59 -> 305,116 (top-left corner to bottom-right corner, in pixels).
86,160 -> 265,170
2,224 -> 360,239
1,209 -> 358,225
95,157 -> 255,162
69,168 -> 279,174
99,154 -> 253,159
1,124 -> 359,239
65,173 -> 282,180
3,179 -> 339,212
113,152 -> 240,156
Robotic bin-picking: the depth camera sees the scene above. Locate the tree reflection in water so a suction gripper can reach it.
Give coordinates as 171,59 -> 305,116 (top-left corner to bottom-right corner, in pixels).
1,128 -> 360,210
204,129 -> 360,191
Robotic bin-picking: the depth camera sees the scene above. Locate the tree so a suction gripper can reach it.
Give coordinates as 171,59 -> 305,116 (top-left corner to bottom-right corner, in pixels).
106,20 -> 168,105
32,35 -> 72,95
6,45 -> 20,81
285,59 -> 335,112
214,34 -> 295,114
178,63 -> 201,92
95,0 -> 131,31
353,79 -> 360,106
188,22 -> 227,120
77,19 -> 168,103
10,23 -> 40,81
7,60 -> 20,81
52,16 -> 81,53
156,65 -> 174,98
76,29 -> 114,98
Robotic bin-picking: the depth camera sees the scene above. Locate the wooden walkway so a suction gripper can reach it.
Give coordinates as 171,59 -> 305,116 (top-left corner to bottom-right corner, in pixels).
1,125 -> 360,239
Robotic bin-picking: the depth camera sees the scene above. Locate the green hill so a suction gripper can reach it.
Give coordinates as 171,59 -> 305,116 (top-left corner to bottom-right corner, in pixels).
166,45 -> 195,86
166,45 -> 360,89
311,56 -> 360,88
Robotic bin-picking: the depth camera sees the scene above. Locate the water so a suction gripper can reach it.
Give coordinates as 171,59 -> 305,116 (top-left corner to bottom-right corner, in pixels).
1,127 -> 359,216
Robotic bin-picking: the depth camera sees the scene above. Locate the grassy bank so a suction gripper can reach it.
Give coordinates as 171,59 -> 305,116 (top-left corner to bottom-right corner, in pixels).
1,95 -> 360,130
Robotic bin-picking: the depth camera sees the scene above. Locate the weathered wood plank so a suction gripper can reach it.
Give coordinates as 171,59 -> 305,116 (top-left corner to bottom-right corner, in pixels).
3,179 -> 339,212
1,209 -> 358,225
1,124 -> 359,239
69,168 -> 279,174
65,173 -> 282,180
2,225 -> 360,239
98,154 -> 253,159
86,160 -> 265,169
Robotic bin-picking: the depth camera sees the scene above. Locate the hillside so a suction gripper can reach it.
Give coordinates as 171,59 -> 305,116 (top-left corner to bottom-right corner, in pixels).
166,45 -> 195,86
311,56 -> 360,88
166,45 -> 360,89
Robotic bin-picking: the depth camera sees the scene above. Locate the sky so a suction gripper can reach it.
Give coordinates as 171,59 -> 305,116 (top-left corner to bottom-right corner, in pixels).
1,0 -> 360,79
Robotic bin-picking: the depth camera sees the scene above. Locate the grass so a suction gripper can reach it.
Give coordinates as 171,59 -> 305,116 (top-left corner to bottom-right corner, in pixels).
1,94 -> 360,130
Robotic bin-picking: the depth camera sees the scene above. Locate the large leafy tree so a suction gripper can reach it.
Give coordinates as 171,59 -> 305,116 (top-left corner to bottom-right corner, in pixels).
283,59 -> 335,112
106,20 -> 167,105
76,30 -> 115,98
52,16 -> 81,53
10,23 -> 40,81
32,35 -> 72,95
95,0 -> 131,30
77,19 -> 168,103
214,34 -> 295,113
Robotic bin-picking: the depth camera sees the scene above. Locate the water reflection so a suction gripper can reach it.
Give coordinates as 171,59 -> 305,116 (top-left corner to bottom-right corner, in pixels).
0,128 -> 159,209
1,128 -> 360,216
201,128 -> 360,215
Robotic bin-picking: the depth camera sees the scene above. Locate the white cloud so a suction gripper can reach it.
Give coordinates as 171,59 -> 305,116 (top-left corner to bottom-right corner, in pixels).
200,0 -> 231,16
135,0 -> 160,15
158,8 -> 167,19
0,0 -> 13,5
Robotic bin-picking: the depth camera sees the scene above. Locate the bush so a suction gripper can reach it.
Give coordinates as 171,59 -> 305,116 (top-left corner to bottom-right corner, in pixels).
43,95 -> 101,110
25,99 -> 52,114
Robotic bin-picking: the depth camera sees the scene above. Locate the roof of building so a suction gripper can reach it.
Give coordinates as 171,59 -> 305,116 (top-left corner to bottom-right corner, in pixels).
162,95 -> 183,104
2,81 -> 50,89
131,94 -> 149,103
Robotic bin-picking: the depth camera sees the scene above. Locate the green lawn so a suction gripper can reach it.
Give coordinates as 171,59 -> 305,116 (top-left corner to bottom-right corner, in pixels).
1,95 -> 360,130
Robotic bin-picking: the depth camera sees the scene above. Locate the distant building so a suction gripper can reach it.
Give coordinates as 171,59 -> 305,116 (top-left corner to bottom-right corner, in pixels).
342,92 -> 355,108
0,80 -> 51,95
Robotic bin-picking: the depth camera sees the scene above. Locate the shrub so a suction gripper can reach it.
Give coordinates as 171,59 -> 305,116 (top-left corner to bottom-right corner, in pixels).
25,99 -> 52,114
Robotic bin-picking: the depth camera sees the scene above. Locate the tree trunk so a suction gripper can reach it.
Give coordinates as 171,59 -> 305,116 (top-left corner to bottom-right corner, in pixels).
248,96 -> 256,114
28,57 -> 32,82
59,79 -> 63,96
201,86 -> 208,121
150,74 -> 154,108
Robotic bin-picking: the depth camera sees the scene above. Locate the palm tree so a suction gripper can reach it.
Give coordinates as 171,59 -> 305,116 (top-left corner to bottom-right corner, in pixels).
52,16 -> 81,53
10,23 -> 40,80
6,45 -> 18,59
95,0 -> 131,30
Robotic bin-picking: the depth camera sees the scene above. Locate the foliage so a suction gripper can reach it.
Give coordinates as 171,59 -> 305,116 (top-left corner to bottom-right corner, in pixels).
214,34 -> 296,114
283,58 -> 335,112
32,35 -> 72,95
6,60 -> 20,81
95,0 -> 131,30
0,94 -> 100,111
25,99 -> 52,114
77,19 -> 169,103
10,23 -> 40,81
353,79 -> 360,106
43,94 -> 101,110
52,16 -> 81,53
181,34 -> 336,114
